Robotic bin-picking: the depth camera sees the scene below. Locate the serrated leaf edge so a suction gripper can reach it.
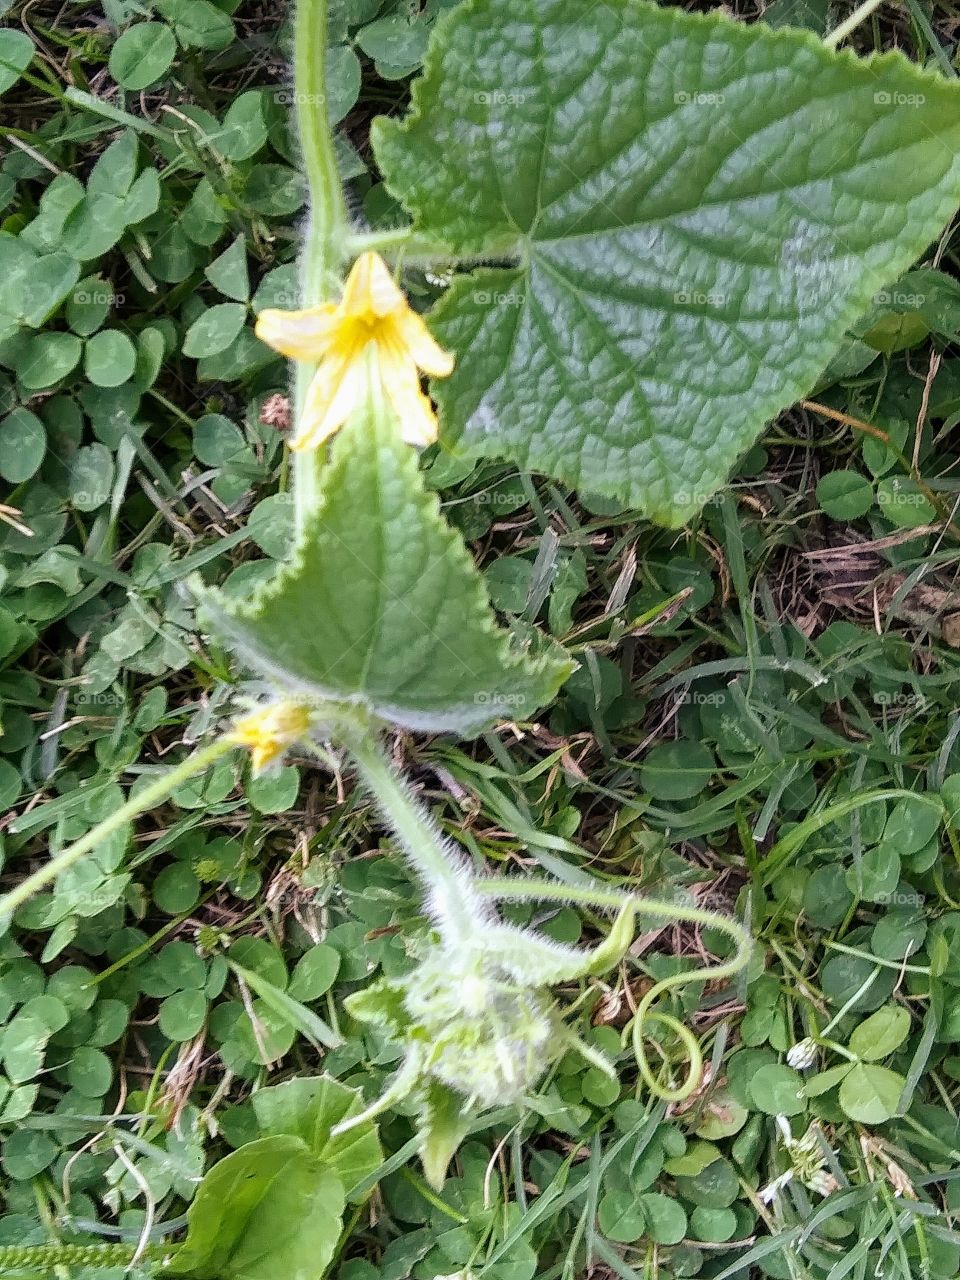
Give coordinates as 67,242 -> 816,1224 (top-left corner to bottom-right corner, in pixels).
201,413 -> 573,732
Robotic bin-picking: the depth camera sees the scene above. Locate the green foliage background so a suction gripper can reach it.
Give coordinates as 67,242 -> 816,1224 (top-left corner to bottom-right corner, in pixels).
4,0 -> 960,1276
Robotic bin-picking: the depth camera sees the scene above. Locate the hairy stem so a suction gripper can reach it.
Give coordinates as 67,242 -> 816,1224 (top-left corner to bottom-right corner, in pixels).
344,733 -> 485,939
0,738 -> 235,922
344,228 -> 525,270
344,226 -> 416,255
344,229 -> 483,261
292,0 -> 349,530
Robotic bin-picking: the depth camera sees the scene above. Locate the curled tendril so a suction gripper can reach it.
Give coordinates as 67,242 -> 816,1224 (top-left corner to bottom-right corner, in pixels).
631,1009 -> 704,1103
626,900 -> 752,1102
330,733 -> 756,1184
473,877 -> 753,1105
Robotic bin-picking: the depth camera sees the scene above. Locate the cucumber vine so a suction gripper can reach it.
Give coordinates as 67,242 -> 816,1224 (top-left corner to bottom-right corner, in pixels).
7,0 -> 959,1265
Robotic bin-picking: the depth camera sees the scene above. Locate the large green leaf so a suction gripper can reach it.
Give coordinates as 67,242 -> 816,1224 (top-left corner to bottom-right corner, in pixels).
203,404 -> 572,733
374,0 -> 960,524
252,1076 -> 383,1199
170,1135 -> 344,1280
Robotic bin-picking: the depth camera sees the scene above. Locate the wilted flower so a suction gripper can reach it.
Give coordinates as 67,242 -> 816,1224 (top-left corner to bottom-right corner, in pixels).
760,1115 -> 839,1202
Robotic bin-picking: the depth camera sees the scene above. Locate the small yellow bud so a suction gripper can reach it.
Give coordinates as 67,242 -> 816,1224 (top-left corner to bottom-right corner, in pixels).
228,701 -> 312,774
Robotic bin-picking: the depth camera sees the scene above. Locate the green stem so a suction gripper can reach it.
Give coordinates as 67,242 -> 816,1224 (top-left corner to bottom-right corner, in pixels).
344,733 -> 484,939
475,879 -> 751,988
292,0 -> 349,531
64,87 -> 169,140
343,228 -> 462,262
344,228 -> 524,270
824,0 -> 886,46
818,1036 -> 858,1063
821,966 -> 881,1037
0,1242 -> 175,1272
294,0 -> 347,300
0,739 -> 234,922
345,227 -> 415,255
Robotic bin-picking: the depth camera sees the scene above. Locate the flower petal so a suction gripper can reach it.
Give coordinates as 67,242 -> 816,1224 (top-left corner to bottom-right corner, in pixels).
250,741 -> 282,774
229,701 -> 312,774
255,304 -> 338,360
291,353 -> 369,451
393,307 -> 455,378
341,251 -> 406,319
378,345 -> 440,446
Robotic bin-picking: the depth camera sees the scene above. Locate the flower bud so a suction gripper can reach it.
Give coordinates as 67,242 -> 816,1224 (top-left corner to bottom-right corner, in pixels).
404,950 -> 555,1106
786,1037 -> 817,1070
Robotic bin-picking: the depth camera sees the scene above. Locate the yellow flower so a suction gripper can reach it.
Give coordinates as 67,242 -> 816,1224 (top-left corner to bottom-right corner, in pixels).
255,251 -> 454,451
228,701 -> 312,774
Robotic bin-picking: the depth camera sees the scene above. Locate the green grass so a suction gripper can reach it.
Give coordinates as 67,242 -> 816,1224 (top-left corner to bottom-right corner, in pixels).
4,0 -> 960,1277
